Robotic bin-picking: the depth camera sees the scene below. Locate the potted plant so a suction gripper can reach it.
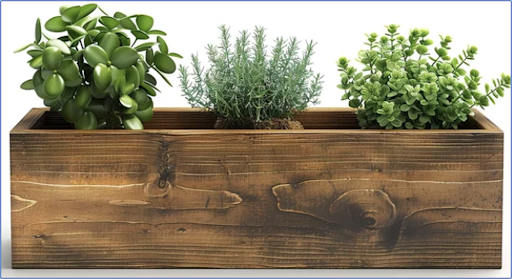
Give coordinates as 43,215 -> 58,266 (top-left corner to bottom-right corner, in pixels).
14,3 -> 181,129
10,22 -> 505,269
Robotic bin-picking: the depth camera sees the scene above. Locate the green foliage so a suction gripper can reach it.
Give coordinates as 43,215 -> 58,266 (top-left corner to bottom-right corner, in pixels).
179,25 -> 323,128
337,25 -> 511,129
16,3 -> 181,129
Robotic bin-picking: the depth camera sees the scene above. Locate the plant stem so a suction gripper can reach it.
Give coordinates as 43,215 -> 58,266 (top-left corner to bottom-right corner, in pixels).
131,39 -> 138,47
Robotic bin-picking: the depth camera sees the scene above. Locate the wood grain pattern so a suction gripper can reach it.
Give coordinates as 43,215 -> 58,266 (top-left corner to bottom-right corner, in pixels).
10,108 -> 503,268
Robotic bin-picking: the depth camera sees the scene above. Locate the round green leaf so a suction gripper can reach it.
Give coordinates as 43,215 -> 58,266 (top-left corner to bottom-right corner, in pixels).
29,55 -> 43,69
84,45 -> 108,67
35,84 -> 51,99
168,52 -> 183,59
111,66 -> 125,82
46,39 -> 71,55
120,94 -> 134,108
130,88 -> 148,106
99,33 -> 120,58
62,99 -> 83,123
134,106 -> 153,121
35,18 -> 42,43
75,111 -> 98,130
59,5 -> 70,15
44,97 -> 60,108
140,82 -> 156,96
126,65 -> 140,88
77,4 -> 97,21
41,69 -> 53,79
42,46 -> 62,70
147,30 -> 166,36
66,25 -> 87,39
88,99 -> 108,117
111,46 -> 138,69
157,36 -> 168,55
113,12 -> 127,19
61,6 -> 81,23
84,18 -> 98,31
138,95 -> 153,110
44,74 -> 65,98
131,30 -> 149,40
45,16 -> 68,32
27,49 -> 43,58
117,33 -> 131,46
136,15 -> 153,32
93,63 -> 112,89
154,52 -> 176,74
100,16 -> 119,29
123,83 -> 135,96
123,115 -> 143,130
20,79 -> 34,90
75,86 -> 92,108
58,59 -> 82,87
144,73 -> 157,86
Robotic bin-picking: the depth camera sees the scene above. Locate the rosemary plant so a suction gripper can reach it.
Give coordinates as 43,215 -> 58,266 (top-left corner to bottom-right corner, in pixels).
179,25 -> 323,129
337,25 -> 510,129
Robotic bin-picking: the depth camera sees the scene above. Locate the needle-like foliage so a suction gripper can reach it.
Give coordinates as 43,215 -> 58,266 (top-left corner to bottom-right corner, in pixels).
179,25 -> 323,128
337,25 -> 510,129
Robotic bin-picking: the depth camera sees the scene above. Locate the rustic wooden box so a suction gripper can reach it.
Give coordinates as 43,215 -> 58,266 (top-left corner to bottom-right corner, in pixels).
10,108 -> 503,268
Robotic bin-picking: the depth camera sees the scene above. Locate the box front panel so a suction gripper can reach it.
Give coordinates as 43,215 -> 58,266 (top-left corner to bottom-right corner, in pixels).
11,131 -> 503,268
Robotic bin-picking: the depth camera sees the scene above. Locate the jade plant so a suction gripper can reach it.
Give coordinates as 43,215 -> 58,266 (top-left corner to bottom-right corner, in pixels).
15,3 -> 181,129
337,24 -> 510,129
179,25 -> 323,129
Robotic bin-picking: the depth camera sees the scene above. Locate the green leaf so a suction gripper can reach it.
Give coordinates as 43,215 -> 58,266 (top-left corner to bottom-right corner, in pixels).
14,43 -> 38,53
168,52 -> 183,59
93,63 -> 112,89
134,42 -> 156,52
77,4 -> 97,21
99,32 -> 120,58
100,16 -> 119,29
141,82 -> 156,96
123,83 -> 135,95
153,66 -> 172,86
61,6 -> 81,23
75,85 -> 92,108
154,52 -> 176,74
135,106 -> 154,121
62,99 -> 84,123
485,83 -> 490,94
42,46 -> 62,70
419,115 -> 430,124
20,79 -> 34,90
35,18 -> 42,43
44,74 -> 65,98
136,15 -> 153,32
120,94 -> 134,108
46,39 -> 71,55
123,114 -> 143,130
29,55 -> 43,69
45,16 -> 68,32
131,30 -> 149,40
118,16 -> 137,31
157,36 -> 168,54
66,25 -> 88,39
84,45 -> 108,67
147,30 -> 166,36
84,18 -> 98,31
75,111 -> 98,130
146,49 -> 154,65
27,49 -> 43,58
126,65 -> 141,88
136,61 -> 146,82
111,46 -> 139,69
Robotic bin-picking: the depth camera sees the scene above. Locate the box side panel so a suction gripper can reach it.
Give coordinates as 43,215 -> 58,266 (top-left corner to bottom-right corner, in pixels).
11,131 -> 503,268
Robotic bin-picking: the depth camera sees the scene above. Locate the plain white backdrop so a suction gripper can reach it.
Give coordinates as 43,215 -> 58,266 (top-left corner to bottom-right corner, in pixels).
1,1 -> 511,277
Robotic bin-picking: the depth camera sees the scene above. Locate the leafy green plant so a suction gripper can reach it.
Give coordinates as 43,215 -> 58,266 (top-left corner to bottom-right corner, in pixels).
179,25 -> 323,129
337,24 -> 510,129
15,3 -> 182,129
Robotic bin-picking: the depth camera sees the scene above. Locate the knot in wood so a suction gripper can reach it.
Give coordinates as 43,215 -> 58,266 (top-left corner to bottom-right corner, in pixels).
329,189 -> 396,230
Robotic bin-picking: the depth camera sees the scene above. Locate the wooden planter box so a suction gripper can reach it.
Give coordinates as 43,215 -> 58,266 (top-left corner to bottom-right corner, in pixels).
10,108 -> 503,268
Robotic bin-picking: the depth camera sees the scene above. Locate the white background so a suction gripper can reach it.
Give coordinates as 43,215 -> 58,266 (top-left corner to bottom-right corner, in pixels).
1,1 -> 511,277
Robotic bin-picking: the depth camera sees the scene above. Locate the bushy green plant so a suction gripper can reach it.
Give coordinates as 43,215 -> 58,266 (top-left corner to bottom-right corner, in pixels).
179,25 -> 323,128
15,3 -> 181,129
337,24 -> 510,129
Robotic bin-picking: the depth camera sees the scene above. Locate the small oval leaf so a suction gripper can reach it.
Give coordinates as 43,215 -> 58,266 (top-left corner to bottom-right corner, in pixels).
146,49 -> 154,65
120,94 -> 134,108
61,6 -> 81,23
134,106 -> 153,122
66,25 -> 88,39
100,16 -> 119,29
44,74 -> 65,98
111,46 -> 139,69
123,115 -> 143,130
134,42 -> 156,52
126,65 -> 141,89
29,55 -> 43,69
157,36 -> 168,55
75,85 -> 92,108
77,4 -> 97,21
84,45 -> 108,67
45,16 -> 68,32
46,39 -> 71,55
35,18 -> 42,43
147,30 -> 166,36
62,99 -> 84,123
136,15 -> 153,32
42,46 -> 62,70
154,52 -> 176,74
20,79 -> 34,90
75,111 -> 98,130
93,63 -> 112,88
168,52 -> 183,59
131,30 -> 149,40
100,33 -> 120,58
